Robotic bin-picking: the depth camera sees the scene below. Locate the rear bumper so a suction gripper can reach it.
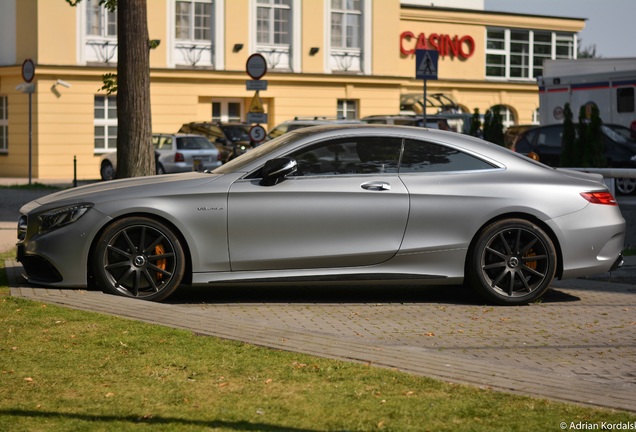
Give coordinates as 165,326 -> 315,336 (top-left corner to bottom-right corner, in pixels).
610,253 -> 624,271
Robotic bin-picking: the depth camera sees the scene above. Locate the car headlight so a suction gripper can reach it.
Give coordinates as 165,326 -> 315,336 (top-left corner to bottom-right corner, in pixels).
38,203 -> 93,234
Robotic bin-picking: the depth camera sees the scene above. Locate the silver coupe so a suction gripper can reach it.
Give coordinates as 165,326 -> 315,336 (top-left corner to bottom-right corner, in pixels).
17,125 -> 626,305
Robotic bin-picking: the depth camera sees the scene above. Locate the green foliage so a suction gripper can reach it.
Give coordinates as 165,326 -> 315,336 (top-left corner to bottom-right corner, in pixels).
66,0 -> 117,11
560,103 -> 578,167
483,106 -> 505,146
576,105 -> 606,168
483,109 -> 492,141
100,72 -> 118,95
469,108 -> 482,137
585,104 -> 606,167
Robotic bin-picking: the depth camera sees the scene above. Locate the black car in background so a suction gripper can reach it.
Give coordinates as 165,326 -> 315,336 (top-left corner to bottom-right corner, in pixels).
179,122 -> 255,162
512,123 -> 636,194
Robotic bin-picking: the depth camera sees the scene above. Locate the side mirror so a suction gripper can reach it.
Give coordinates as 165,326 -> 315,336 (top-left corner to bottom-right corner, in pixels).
259,157 -> 297,186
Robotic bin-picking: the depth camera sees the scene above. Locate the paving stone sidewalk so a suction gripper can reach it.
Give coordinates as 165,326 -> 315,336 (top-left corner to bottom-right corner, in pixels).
6,258 -> 636,412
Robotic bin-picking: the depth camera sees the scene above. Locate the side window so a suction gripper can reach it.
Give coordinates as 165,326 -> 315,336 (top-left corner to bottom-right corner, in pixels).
617,87 -> 635,113
540,127 -> 562,148
290,137 -> 402,176
400,139 -> 495,173
153,135 -> 173,150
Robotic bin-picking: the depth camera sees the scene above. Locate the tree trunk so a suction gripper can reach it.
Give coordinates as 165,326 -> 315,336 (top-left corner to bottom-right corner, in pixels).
116,0 -> 154,178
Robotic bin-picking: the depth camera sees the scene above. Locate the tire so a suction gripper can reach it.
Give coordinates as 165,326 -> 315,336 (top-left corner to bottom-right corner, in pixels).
92,217 -> 186,301
156,163 -> 166,175
467,218 -> 556,306
616,178 -> 636,195
100,161 -> 115,181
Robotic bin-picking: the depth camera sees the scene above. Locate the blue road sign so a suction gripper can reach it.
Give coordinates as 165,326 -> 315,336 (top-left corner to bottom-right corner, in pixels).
415,49 -> 438,80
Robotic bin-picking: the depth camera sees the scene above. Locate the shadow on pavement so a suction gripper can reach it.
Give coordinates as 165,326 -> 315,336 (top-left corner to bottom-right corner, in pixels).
163,283 -> 581,306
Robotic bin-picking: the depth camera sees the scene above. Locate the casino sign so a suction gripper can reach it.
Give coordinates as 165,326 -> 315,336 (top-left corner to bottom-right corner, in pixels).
400,31 -> 475,59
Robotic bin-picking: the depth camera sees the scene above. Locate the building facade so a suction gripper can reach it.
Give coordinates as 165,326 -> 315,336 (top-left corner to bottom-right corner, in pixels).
0,0 -> 584,180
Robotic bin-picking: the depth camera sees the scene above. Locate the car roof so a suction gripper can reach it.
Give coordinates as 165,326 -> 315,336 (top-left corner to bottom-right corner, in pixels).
153,133 -> 209,138
277,117 -> 362,125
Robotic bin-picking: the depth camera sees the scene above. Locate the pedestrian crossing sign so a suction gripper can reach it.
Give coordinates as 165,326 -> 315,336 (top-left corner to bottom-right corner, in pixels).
415,49 -> 438,80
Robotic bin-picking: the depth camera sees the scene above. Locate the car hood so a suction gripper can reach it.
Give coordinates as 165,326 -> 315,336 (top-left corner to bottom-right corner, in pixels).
21,172 -> 222,213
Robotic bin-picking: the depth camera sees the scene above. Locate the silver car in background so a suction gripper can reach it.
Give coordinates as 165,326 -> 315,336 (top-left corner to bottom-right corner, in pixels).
19,125 -> 625,305
99,133 -> 222,180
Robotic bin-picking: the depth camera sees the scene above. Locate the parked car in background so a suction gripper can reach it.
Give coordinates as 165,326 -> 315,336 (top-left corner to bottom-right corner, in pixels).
266,117 -> 362,141
22,124 -> 624,306
99,133 -> 221,180
503,124 -> 536,148
512,123 -> 636,194
362,114 -> 450,130
179,122 -> 255,162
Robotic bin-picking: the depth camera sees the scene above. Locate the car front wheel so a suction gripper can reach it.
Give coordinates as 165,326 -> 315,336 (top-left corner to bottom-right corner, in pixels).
467,218 -> 556,305
92,217 -> 185,302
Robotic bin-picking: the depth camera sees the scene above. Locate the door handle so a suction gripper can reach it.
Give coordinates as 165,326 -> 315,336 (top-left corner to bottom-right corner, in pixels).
361,181 -> 391,191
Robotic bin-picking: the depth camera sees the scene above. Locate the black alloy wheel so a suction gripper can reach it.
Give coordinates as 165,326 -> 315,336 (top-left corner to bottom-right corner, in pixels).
468,218 -> 556,305
92,217 -> 185,301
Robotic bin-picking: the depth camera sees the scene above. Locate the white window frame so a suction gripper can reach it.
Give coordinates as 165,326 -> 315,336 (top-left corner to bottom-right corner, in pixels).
168,0 -> 224,68
0,96 -> 7,153
256,0 -> 291,46
250,0 -> 300,72
485,28 -> 576,81
94,95 -> 118,153
337,99 -> 358,120
212,99 -> 244,123
325,0 -> 371,74
76,0 -> 118,65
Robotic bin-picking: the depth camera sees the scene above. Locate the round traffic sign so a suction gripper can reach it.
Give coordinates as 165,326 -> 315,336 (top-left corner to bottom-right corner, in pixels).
246,53 -> 267,80
22,59 -> 35,83
249,124 -> 267,143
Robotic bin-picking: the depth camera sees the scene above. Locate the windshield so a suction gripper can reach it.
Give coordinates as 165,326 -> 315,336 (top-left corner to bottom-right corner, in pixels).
603,124 -> 636,144
212,131 -> 301,174
222,125 -> 250,141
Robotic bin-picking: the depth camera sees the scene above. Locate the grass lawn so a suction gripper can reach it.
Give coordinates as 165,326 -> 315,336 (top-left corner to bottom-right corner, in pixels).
1,251 -> 635,431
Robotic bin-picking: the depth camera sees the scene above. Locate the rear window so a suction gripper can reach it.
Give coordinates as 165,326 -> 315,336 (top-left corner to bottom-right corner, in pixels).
400,139 -> 495,173
176,136 -> 214,150
221,125 -> 250,141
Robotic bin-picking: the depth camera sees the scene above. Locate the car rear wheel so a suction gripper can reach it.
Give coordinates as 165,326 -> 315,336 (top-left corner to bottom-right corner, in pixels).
92,217 -> 185,302
616,178 -> 636,195
100,161 -> 115,181
467,218 -> 556,305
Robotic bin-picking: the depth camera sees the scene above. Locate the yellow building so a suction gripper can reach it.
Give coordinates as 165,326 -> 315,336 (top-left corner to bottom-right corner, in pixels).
0,0 -> 584,180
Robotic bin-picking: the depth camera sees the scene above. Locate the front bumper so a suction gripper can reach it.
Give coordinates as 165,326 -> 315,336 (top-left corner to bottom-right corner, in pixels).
16,208 -> 110,288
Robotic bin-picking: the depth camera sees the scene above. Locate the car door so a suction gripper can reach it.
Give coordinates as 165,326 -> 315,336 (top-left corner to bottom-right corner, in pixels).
226,136 -> 410,271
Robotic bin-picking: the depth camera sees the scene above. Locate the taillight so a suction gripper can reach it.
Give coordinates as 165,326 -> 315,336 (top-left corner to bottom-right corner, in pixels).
580,191 -> 617,206
217,153 -> 222,162
174,152 -> 185,162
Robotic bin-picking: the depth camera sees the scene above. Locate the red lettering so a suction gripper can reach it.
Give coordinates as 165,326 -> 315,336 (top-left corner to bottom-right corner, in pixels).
416,33 -> 428,50
400,31 -> 476,59
399,31 -> 415,56
445,35 -> 459,57
428,33 -> 440,53
459,35 -> 475,58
